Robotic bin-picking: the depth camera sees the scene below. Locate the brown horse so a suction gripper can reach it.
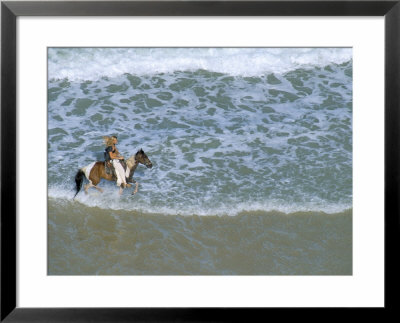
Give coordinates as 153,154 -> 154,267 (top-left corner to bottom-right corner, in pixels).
74,149 -> 152,198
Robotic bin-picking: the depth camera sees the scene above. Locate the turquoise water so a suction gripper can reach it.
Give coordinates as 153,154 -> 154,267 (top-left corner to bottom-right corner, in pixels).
48,48 -> 352,275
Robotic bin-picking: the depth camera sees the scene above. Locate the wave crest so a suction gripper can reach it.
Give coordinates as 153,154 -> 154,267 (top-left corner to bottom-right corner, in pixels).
48,48 -> 352,81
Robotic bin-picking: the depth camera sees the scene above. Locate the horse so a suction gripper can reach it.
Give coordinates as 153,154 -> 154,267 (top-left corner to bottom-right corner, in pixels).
74,149 -> 152,198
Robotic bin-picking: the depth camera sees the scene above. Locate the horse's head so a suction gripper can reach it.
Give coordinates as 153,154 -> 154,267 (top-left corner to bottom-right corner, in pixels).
135,149 -> 153,168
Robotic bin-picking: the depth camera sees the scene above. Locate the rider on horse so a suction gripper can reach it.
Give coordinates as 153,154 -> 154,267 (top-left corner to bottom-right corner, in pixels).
103,135 -> 131,190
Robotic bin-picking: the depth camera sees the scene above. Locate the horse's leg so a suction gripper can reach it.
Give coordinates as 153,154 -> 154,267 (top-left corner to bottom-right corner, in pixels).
91,180 -> 103,193
84,181 -> 103,194
84,181 -> 93,194
91,179 -> 103,192
132,182 -> 139,195
94,186 -> 103,193
88,167 -> 102,194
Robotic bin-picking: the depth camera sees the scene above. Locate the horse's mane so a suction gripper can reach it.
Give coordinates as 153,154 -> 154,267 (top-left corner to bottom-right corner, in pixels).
126,155 -> 135,169
126,149 -> 144,169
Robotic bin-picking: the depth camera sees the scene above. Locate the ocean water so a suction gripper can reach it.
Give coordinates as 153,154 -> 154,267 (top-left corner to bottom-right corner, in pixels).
48,48 -> 352,275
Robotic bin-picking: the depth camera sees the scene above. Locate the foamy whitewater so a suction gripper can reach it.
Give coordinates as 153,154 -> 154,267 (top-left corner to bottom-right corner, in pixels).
48,48 -> 352,275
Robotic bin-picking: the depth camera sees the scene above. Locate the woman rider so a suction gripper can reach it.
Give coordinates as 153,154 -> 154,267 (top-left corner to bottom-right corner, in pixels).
103,135 -> 131,194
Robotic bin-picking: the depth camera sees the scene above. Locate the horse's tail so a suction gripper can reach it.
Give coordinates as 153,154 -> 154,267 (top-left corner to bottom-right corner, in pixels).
73,169 -> 86,199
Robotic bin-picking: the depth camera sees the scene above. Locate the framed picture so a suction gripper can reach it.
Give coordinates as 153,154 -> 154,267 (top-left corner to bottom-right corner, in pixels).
1,0 -> 399,321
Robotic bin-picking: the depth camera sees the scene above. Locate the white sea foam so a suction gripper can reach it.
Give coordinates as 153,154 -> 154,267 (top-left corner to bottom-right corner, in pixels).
48,47 -> 352,81
49,186 -> 351,216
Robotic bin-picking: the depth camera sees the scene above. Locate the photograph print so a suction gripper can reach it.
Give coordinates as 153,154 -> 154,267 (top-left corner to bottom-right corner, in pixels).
48,48 -> 352,275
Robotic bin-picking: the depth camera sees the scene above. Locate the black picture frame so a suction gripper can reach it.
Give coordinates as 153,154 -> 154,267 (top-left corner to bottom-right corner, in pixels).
1,0 -> 399,321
